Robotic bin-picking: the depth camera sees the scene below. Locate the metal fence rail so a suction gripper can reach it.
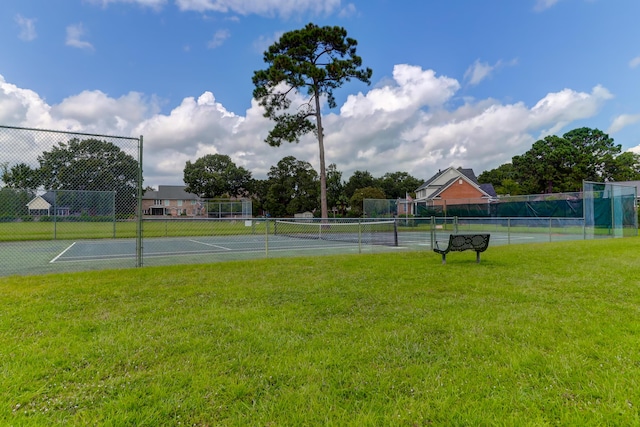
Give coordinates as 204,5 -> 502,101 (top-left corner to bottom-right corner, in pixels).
1,213 -> 618,277
1,125 -> 637,277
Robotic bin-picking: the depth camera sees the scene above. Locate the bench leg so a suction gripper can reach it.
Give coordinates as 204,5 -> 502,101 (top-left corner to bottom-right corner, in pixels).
442,253 -> 446,265
476,251 -> 480,263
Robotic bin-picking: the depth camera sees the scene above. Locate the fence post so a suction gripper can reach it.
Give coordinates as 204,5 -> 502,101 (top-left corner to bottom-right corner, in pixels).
136,135 -> 143,268
265,218 -> 270,257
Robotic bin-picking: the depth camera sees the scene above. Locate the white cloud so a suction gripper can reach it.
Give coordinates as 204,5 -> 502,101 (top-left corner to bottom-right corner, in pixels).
534,0 -> 562,11
85,0 -> 168,10
15,15 -> 37,41
52,90 -> 158,133
253,31 -> 284,54
464,59 -> 518,86
338,3 -> 357,18
207,29 -> 230,48
175,0 -> 342,17
340,64 -> 460,118
464,60 -> 493,86
0,68 -> 615,187
608,113 -> 640,134
629,56 -> 640,69
66,23 -> 94,51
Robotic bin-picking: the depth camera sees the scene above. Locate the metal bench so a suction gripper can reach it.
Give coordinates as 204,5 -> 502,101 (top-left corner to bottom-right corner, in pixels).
433,234 -> 490,264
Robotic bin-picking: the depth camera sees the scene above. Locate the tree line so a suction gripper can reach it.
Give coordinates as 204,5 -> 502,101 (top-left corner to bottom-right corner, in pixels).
183,153 -> 423,217
479,127 -> 640,195
1,138 -> 139,218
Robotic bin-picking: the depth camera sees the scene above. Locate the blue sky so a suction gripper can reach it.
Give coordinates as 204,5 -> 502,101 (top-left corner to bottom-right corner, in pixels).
1,0 -> 639,188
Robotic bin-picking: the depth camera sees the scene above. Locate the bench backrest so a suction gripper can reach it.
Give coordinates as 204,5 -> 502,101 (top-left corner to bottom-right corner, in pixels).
448,234 -> 490,252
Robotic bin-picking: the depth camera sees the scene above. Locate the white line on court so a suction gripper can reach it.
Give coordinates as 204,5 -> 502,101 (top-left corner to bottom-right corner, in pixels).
188,239 -> 232,251
50,242 -> 77,263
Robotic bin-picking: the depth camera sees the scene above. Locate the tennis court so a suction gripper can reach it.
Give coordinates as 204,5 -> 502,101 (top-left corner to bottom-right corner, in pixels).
2,222 -> 604,277
1,231 -> 404,276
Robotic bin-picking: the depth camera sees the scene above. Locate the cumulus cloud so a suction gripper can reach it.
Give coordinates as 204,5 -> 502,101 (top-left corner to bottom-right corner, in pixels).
629,56 -> 640,69
341,64 -> 460,118
66,23 -> 94,51
15,15 -> 37,41
608,113 -> 640,134
0,66 -> 615,187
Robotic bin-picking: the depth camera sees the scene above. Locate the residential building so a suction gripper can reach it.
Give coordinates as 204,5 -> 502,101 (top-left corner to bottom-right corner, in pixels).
26,192 -> 70,217
142,185 -> 202,216
415,167 -> 496,208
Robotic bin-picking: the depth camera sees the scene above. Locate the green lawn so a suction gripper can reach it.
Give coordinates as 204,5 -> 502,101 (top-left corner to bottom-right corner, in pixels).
1,238 -> 640,425
0,219 -> 268,241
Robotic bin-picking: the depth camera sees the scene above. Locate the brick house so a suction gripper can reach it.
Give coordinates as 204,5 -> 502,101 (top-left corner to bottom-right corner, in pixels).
415,167 -> 496,207
142,185 -> 203,216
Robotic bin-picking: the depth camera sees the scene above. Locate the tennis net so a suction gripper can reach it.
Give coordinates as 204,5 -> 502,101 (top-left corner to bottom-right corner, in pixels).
274,220 -> 398,247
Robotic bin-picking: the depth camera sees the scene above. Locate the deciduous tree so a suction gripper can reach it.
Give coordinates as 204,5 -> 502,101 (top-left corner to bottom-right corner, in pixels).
265,156 -> 319,217
183,154 -> 252,199
37,138 -> 139,214
349,186 -> 385,217
343,170 -> 376,199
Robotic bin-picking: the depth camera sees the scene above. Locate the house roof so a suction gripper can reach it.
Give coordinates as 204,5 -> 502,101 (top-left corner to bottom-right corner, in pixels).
479,183 -> 497,197
144,185 -> 199,200
26,191 -> 56,208
416,167 -> 491,200
416,167 -> 481,192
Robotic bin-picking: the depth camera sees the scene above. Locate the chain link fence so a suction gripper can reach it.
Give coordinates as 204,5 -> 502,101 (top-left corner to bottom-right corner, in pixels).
0,125 -> 142,276
2,126 -> 638,277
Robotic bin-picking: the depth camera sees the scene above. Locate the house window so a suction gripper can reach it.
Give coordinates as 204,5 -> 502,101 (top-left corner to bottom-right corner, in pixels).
164,200 -> 170,206
178,200 -> 183,207
155,199 -> 162,205
191,200 -> 196,205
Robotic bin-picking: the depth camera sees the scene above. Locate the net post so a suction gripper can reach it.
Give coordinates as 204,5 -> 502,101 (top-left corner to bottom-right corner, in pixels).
393,219 -> 398,247
430,216 -> 435,249
112,190 -> 116,238
265,218 -> 270,257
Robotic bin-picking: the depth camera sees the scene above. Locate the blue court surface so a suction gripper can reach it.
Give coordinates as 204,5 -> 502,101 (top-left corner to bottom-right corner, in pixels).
1,229 -> 591,277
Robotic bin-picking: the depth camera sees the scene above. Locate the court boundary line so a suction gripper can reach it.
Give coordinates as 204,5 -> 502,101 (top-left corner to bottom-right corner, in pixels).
50,242 -> 77,263
188,239 -> 232,251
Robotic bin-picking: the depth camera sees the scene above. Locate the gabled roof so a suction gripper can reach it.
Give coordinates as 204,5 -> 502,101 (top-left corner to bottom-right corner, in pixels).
417,167 -> 479,190
26,191 -> 56,208
416,167 -> 491,199
479,183 -> 497,198
41,191 -> 56,204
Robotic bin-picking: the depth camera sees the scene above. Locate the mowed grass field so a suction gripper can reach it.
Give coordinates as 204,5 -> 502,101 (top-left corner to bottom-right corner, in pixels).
1,238 -> 640,425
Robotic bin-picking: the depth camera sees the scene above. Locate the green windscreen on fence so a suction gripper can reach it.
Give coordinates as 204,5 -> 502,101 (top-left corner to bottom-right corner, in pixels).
583,181 -> 638,237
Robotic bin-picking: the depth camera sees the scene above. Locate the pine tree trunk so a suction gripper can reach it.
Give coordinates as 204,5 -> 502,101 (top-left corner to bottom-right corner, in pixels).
314,93 -> 328,219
